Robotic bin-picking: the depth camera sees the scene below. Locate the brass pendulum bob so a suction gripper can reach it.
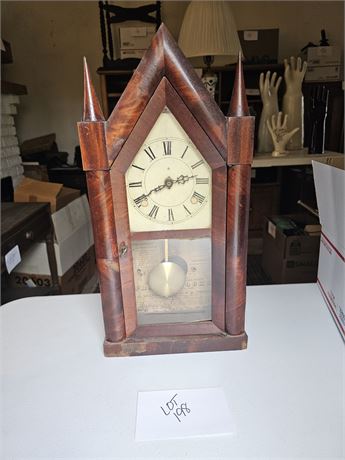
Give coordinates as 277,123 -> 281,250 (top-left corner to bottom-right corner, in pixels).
148,239 -> 187,298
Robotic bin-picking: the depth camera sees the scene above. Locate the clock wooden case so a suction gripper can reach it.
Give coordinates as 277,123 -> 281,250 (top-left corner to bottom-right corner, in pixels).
78,24 -> 254,357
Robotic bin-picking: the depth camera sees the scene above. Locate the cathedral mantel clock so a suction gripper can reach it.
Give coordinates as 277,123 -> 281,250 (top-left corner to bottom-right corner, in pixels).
78,24 -> 254,357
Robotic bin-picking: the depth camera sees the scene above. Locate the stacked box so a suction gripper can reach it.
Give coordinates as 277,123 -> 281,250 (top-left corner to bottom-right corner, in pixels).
262,214 -> 321,284
1,95 -> 24,188
119,26 -> 155,60
9,195 -> 96,294
305,46 -> 342,82
14,177 -> 80,213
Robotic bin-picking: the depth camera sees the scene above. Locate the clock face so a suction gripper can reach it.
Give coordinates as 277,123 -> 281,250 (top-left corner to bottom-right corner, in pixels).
125,107 -> 212,232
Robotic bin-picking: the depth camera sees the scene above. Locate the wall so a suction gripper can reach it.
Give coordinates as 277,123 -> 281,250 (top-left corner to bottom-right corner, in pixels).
2,1 -> 344,160
2,2 -> 102,161
233,1 -> 344,61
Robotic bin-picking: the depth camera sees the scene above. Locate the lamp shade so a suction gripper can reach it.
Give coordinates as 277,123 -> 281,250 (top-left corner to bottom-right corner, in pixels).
178,1 -> 242,64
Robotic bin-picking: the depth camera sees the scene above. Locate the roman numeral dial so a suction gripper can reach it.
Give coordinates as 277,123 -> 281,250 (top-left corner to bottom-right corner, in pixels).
148,205 -> 159,219
125,110 -> 212,231
196,178 -> 209,185
191,191 -> 205,204
129,181 -> 142,188
144,147 -> 156,161
163,141 -> 171,155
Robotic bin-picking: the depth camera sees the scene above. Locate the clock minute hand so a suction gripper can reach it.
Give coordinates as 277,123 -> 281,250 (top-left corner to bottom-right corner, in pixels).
144,183 -> 167,199
143,178 -> 174,199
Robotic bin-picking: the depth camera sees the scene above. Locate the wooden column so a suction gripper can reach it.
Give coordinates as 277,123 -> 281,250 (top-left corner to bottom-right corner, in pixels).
78,59 -> 125,343
225,54 -> 254,336
86,170 -> 125,342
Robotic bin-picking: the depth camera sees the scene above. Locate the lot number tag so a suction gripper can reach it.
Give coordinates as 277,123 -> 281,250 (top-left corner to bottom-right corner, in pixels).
135,387 -> 235,441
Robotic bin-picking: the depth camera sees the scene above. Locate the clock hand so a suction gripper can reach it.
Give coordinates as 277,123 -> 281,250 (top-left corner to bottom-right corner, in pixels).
144,182 -> 168,198
174,174 -> 197,185
140,174 -> 197,200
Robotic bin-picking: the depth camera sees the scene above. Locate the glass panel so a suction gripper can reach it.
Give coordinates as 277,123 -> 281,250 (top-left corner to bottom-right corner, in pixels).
132,237 -> 212,325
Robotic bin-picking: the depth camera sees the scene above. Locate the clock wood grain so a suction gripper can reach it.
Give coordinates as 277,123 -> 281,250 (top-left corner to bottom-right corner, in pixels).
109,79 -> 227,337
77,24 -> 254,356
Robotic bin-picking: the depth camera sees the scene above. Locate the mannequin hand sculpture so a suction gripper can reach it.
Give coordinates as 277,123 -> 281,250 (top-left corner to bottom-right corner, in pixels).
282,56 -> 308,150
308,85 -> 329,154
258,71 -> 282,153
267,112 -> 300,157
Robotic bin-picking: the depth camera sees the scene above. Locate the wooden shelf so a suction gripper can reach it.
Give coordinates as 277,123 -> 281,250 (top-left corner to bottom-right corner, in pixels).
252,150 -> 343,168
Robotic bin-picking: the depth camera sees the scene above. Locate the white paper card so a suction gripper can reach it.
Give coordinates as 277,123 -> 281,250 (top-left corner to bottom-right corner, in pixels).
135,387 -> 235,441
244,30 -> 258,41
268,221 -> 276,239
5,245 -> 21,273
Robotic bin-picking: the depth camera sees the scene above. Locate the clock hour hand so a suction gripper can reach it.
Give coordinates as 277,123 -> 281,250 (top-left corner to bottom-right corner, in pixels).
174,174 -> 197,185
141,174 -> 197,200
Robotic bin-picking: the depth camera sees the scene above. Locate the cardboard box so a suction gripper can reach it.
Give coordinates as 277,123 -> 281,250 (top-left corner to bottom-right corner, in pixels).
312,158 -> 345,341
10,246 -> 96,295
307,46 -> 341,67
120,49 -> 145,60
262,214 -> 320,284
305,65 -> 341,82
10,195 -> 95,294
238,29 -> 279,64
22,162 -> 49,182
120,26 -> 155,50
14,177 -> 80,213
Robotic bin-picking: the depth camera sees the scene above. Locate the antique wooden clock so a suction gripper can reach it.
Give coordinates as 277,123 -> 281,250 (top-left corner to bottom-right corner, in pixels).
78,25 -> 254,357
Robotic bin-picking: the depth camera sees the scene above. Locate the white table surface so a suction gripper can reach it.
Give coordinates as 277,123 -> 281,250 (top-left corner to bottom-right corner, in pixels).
1,284 -> 344,459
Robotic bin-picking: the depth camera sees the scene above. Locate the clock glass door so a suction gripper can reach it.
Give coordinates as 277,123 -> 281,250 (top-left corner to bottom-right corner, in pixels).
125,107 -> 212,325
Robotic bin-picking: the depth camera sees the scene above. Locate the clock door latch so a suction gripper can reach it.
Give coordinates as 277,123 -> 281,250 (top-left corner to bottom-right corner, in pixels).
119,242 -> 128,258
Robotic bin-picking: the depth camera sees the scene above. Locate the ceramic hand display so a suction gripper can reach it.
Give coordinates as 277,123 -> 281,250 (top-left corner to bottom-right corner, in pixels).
307,85 -> 329,154
258,71 -> 282,153
267,112 -> 299,157
282,56 -> 308,150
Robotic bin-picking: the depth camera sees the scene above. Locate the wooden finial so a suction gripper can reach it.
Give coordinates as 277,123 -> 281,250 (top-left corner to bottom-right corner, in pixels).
228,52 -> 249,117
83,57 -> 105,121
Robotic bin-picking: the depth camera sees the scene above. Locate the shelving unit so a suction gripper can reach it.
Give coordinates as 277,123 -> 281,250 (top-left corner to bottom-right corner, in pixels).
97,64 -> 284,128
98,68 -> 134,118
97,65 -> 344,242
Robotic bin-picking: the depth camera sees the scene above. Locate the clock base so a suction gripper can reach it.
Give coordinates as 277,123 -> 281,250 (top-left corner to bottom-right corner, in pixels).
103,332 -> 248,357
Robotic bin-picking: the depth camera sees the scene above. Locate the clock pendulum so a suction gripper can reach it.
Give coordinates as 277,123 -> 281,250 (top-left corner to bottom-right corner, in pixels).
148,239 -> 187,298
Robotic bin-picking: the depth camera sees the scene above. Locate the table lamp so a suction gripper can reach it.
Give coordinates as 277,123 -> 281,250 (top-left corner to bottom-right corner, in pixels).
178,1 -> 242,97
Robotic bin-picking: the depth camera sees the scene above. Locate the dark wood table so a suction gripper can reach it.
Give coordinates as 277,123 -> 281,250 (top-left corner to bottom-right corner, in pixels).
1,202 -> 60,302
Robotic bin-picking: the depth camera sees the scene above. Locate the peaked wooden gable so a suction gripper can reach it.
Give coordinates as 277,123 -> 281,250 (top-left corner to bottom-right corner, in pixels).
79,24 -> 253,171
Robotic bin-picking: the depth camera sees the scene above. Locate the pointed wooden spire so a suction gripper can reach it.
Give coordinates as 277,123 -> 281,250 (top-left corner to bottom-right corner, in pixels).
228,52 -> 249,117
83,57 -> 105,121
